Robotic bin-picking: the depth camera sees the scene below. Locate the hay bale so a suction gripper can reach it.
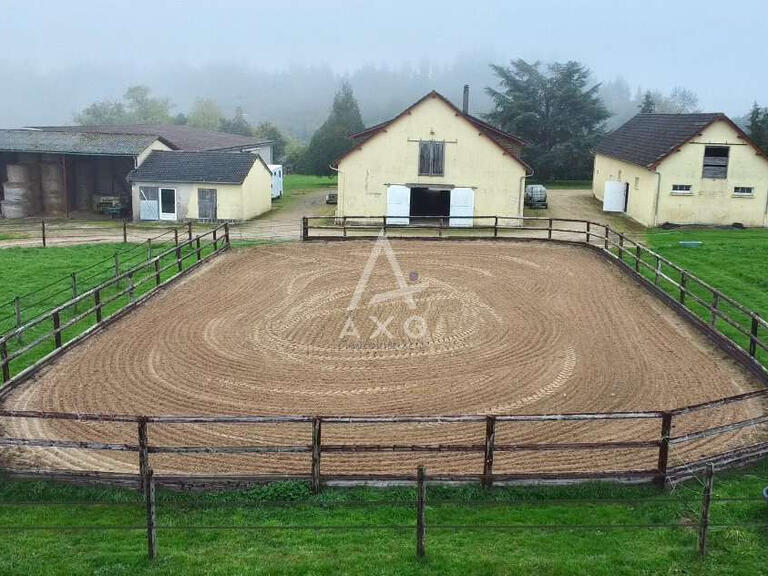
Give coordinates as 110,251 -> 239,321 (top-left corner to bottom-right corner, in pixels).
6,164 -> 30,183
1,200 -> 31,218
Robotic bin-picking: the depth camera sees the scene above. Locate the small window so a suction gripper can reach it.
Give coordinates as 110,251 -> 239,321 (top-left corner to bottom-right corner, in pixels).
418,141 -> 445,176
703,146 -> 729,179
672,184 -> 692,194
733,186 -> 754,196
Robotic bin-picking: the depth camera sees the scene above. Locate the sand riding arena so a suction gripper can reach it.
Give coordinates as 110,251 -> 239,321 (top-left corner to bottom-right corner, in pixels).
2,239 -> 767,482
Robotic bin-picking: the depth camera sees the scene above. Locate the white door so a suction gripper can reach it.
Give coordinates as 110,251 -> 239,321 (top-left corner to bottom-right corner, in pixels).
139,187 -> 159,221
386,185 -> 410,225
449,187 -> 474,227
159,188 -> 177,221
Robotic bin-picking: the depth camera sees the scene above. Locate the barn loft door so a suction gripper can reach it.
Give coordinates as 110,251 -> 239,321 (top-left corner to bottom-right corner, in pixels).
386,185 -> 410,225
449,187 -> 474,227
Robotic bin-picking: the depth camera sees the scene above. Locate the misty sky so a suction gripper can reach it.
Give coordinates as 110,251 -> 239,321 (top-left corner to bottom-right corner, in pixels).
1,0 -> 765,127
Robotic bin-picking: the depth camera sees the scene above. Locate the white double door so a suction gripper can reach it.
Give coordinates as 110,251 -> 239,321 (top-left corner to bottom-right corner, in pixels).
386,185 -> 474,227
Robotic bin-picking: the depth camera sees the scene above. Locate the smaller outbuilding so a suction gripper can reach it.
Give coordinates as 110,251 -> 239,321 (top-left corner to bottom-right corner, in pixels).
593,113 -> 768,227
128,151 -> 272,222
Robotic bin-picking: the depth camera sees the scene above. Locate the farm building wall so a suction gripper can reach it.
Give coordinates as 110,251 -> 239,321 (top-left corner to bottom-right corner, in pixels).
136,139 -> 173,166
336,94 -> 527,220
653,120 -> 768,227
592,154 -> 657,227
130,163 -> 271,222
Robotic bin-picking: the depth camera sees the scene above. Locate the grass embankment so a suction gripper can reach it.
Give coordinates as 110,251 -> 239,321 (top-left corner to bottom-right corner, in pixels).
0,460 -> 766,575
645,228 -> 768,365
0,240 -> 217,378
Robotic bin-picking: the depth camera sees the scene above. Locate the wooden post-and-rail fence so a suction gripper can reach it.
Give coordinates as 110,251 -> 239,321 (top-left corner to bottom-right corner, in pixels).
0,223 -> 230,387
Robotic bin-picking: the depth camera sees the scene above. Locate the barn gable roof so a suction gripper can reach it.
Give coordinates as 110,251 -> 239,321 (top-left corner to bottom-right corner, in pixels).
336,91 -> 531,171
0,129 -> 171,156
595,113 -> 768,169
128,151 -> 265,184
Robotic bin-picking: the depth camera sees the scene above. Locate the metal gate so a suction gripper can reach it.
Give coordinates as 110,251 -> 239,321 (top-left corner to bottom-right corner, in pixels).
198,188 -> 217,221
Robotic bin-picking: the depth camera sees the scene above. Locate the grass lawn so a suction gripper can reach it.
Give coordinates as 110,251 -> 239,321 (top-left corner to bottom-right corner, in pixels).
645,227 -> 768,365
0,461 -> 766,575
283,174 -> 337,192
528,180 -> 592,190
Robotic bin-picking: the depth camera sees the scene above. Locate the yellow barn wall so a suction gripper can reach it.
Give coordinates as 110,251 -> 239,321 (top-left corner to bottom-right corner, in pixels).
654,121 -> 768,227
336,95 -> 528,220
592,154 -> 657,226
131,166 -> 271,221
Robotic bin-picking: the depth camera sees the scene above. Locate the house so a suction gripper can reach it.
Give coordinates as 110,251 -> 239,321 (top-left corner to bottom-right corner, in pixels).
0,129 -> 172,218
334,89 -> 531,226
127,150 -> 272,222
593,113 -> 768,227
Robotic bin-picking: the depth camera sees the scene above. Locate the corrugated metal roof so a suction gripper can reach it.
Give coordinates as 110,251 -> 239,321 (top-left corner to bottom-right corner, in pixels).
35,124 -> 272,152
128,151 -> 260,184
0,129 -> 162,156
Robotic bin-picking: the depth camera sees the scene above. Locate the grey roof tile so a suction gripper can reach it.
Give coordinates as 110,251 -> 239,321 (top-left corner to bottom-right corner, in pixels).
0,129 -> 162,155
128,151 -> 259,184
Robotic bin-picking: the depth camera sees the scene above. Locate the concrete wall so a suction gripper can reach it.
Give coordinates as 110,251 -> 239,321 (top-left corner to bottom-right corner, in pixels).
592,154 -> 658,226
131,161 -> 271,221
336,94 -> 527,220
593,120 -> 768,227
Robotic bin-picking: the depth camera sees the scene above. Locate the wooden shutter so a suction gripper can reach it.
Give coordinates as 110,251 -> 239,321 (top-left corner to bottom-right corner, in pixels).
419,142 -> 432,175
431,142 -> 445,175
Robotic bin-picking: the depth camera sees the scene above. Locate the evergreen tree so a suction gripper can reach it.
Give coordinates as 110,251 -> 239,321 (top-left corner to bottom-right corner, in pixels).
299,82 -> 364,175
485,59 -> 609,180
748,103 -> 768,152
220,107 -> 253,136
639,91 -> 656,113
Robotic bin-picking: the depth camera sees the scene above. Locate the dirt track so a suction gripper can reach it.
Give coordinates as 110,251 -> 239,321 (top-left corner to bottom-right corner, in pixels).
2,240 -> 764,477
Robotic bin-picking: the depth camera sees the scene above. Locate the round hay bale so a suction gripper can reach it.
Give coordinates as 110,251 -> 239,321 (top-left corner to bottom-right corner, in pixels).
2,183 -> 30,203
1,200 -> 31,218
6,164 -> 30,183
40,162 -> 64,193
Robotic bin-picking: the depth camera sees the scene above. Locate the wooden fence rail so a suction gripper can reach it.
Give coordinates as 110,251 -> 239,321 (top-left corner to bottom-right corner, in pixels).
0,387 -> 765,488
0,223 -> 230,388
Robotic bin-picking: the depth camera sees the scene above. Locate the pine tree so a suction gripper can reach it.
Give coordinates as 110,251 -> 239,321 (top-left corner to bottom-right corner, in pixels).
747,103 -> 768,152
299,82 -> 365,175
639,91 -> 656,113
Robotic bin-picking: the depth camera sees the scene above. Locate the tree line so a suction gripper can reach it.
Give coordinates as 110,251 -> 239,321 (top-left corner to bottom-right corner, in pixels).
75,61 -> 767,181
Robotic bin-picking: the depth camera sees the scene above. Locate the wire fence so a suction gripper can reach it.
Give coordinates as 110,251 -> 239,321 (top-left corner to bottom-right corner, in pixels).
1,464 -> 765,562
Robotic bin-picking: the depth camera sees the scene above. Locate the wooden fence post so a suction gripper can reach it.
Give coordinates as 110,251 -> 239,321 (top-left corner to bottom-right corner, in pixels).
154,259 -> 161,286
618,233 -> 624,262
493,216 -> 498,238
416,465 -> 426,559
301,217 -> 309,241
71,273 -> 78,313
144,467 -> 157,561
224,222 -> 230,246
342,217 -> 347,238
52,311 -> 62,348
213,228 -> 218,250
41,218 -> 46,247
635,245 -> 641,273
311,417 -> 322,494
585,221 -> 591,244
654,256 -> 661,285
547,218 -> 553,240
122,219 -> 128,243
94,289 -> 102,323
698,464 -> 715,557
175,242 -> 182,273
749,314 -> 759,358
677,272 -> 687,305
604,226 -> 609,250
483,416 -> 496,488
656,412 -> 672,486
195,237 -> 201,261
173,228 -> 179,248
1,340 -> 9,383
138,418 -> 149,493
14,296 -> 22,345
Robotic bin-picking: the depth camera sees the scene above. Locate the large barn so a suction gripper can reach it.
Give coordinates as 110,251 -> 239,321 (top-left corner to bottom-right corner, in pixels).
593,113 -> 768,227
334,89 -> 531,226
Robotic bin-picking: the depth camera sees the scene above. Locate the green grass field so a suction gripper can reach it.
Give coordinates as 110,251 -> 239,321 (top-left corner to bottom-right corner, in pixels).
0,461 -> 766,575
283,174 -> 337,192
